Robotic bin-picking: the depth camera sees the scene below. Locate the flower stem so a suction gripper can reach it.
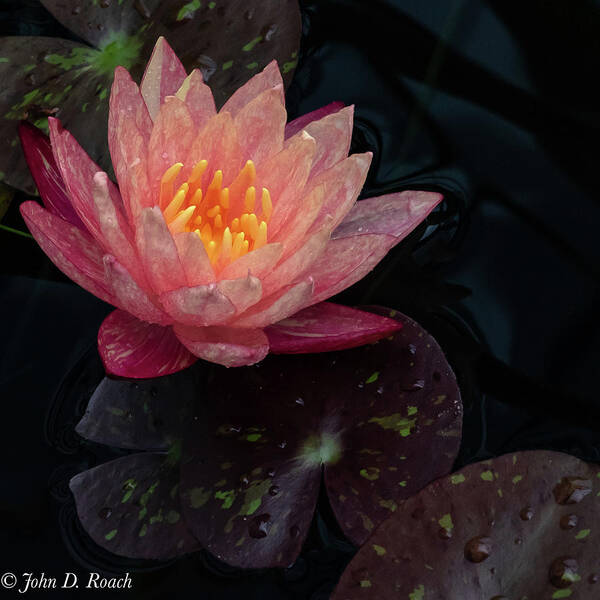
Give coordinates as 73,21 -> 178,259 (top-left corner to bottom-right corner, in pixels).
0,223 -> 33,239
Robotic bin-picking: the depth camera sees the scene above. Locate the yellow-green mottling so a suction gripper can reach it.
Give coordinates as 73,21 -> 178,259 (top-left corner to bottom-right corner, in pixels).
139,523 -> 148,537
360,580 -> 372,588
407,406 -> 418,416
359,448 -> 382,455
215,489 -> 236,509
399,481 -> 407,487
480,470 -> 494,482
246,62 -> 259,70
242,37 -> 263,52
149,509 -> 163,524
105,529 -> 117,541
282,59 -> 298,74
208,1 -> 216,7
438,513 -> 454,532
552,590 -> 572,599
215,479 -> 227,488
497,489 -> 503,498
0,58 -> 9,63
372,544 -> 386,556
222,60 -> 234,70
177,0 -> 202,21
368,414 -> 416,437
451,473 -> 466,484
512,475 -> 523,484
221,461 -> 233,470
409,584 -> 425,600
365,371 -> 379,384
379,498 -> 398,511
575,529 -> 590,540
121,478 -> 137,503
166,510 -> 180,524
246,433 -> 261,442
190,487 -> 211,508
360,467 -> 380,481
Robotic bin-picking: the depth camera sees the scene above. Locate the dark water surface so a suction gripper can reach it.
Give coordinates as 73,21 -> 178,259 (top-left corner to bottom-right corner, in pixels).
1,0 -> 600,597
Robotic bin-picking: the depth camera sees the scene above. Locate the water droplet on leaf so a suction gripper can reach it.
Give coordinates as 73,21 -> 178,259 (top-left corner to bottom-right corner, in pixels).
98,507 -> 112,519
559,514 -> 578,530
248,514 -> 271,539
553,477 -> 592,505
549,556 -> 579,588
464,536 -> 493,563
268,485 -> 280,496
520,506 -> 534,521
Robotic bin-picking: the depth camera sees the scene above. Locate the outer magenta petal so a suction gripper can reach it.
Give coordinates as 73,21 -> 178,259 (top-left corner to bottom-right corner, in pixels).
159,284 -> 236,327
174,324 -> 269,367
221,61 -> 283,117
18,121 -> 83,228
333,190 -> 443,239
98,310 -> 197,378
48,117 -> 123,243
266,303 -> 403,353
108,67 -> 153,223
175,69 -> 217,130
284,101 -> 345,138
103,256 -> 172,326
140,36 -> 187,120
233,86 -> 286,166
20,201 -> 114,305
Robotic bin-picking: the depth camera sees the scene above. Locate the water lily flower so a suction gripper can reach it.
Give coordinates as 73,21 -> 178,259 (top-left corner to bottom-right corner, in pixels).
20,37 -> 442,378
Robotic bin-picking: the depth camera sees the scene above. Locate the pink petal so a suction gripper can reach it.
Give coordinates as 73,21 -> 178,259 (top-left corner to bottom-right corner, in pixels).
333,190 -> 443,239
285,106 -> 354,177
18,121 -> 83,228
218,242 -> 283,281
159,285 -> 236,327
232,278 -> 314,328
277,183 -> 326,259
257,131 -> 316,236
104,256 -> 172,325
185,111 -> 244,187
20,201 -> 114,305
262,230 -> 329,297
285,101 -> 345,138
108,67 -> 153,223
266,303 -> 403,353
306,233 -> 398,304
140,36 -> 187,120
221,61 -> 283,117
218,274 -> 262,314
92,172 -> 148,289
175,69 -> 217,130
173,231 -> 216,287
147,96 -> 195,198
174,325 -> 269,367
136,207 -> 187,293
234,86 -> 286,165
48,118 -> 122,243
309,152 -> 372,233
98,309 -> 197,378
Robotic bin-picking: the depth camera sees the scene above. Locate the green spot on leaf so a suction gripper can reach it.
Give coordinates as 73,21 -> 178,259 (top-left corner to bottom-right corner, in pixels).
166,510 -> 180,524
438,513 -> 454,532
407,405 -> 418,416
368,413 -> 417,437
105,529 -> 117,541
451,474 -> 466,484
215,489 -> 236,509
242,36 -> 263,52
222,60 -> 234,70
246,433 -> 261,442
480,470 -> 494,482
246,62 -> 259,70
512,475 -> 523,484
552,590 -> 572,599
575,528 -> 591,540
372,544 -> 387,556
139,524 -> 147,537
365,371 -> 379,384
190,487 -> 211,508
409,584 -> 425,600
282,59 -> 298,74
177,0 -> 202,21
360,580 -> 372,588
360,467 -> 380,481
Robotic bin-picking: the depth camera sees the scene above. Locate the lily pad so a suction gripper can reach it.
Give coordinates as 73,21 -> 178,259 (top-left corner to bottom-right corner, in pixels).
70,451 -> 200,560
180,309 -> 462,567
76,367 -> 200,451
332,450 -> 600,600
3,0 -> 301,191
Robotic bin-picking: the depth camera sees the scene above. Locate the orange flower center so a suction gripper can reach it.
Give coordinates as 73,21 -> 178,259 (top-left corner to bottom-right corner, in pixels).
159,159 -> 272,266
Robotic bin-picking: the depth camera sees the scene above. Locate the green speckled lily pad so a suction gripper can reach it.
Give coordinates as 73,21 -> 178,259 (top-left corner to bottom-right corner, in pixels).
2,0 -> 301,192
70,451 -> 199,559
180,309 -> 462,567
332,451 -> 600,600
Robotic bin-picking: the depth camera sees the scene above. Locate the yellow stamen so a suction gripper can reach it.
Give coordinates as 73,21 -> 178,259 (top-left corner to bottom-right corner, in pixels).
219,226 -> 232,264
160,162 -> 183,208
231,232 -> 246,261
261,188 -> 272,221
254,221 -> 267,250
206,205 -> 221,218
193,214 -> 203,227
163,183 -> 189,222
220,188 -> 230,209
188,159 -> 208,186
214,214 -> 223,229
168,205 -> 196,234
230,217 -> 240,233
207,240 -> 217,261
200,222 -> 213,243
244,186 -> 256,213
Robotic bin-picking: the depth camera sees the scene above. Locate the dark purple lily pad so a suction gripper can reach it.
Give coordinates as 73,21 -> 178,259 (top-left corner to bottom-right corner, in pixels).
0,181 -> 15,221
76,366 -> 200,450
70,451 -> 200,559
3,0 -> 301,191
333,450 -> 600,600
179,309 -> 462,567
